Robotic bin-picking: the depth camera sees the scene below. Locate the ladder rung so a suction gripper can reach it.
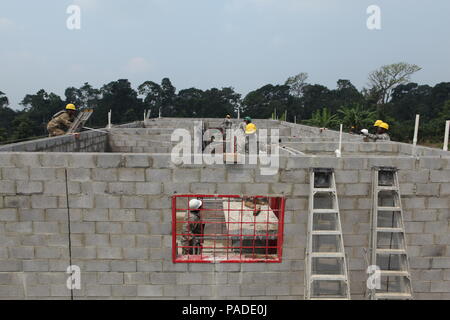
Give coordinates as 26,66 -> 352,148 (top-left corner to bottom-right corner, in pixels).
313,209 -> 338,214
374,293 -> 413,300
313,188 -> 335,193
377,186 -> 398,191
311,252 -> 344,258
312,230 -> 341,236
376,249 -> 407,255
376,227 -> 404,233
378,206 -> 401,211
311,274 -> 347,281
379,270 -> 410,277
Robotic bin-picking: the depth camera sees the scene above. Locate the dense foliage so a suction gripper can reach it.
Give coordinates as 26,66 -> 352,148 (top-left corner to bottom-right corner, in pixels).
0,63 -> 449,145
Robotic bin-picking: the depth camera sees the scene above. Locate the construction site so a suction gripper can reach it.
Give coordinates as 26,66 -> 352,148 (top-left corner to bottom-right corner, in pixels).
0,117 -> 450,300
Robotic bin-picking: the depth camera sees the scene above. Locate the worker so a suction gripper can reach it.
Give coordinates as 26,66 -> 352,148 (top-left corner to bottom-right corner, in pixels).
181,199 -> 205,255
361,122 -> 391,142
221,115 -> 233,132
372,120 -> 383,133
47,104 -> 77,137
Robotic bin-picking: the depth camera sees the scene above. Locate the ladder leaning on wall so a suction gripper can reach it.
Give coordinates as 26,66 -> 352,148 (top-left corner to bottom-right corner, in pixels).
305,168 -> 351,300
368,167 -> 414,300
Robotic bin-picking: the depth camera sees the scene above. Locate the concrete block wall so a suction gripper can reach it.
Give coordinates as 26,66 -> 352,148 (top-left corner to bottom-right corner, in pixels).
0,131 -> 108,153
0,152 -> 450,299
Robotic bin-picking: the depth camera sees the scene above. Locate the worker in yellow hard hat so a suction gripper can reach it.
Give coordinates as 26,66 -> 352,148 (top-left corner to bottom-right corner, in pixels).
361,122 -> 391,142
47,104 -> 78,137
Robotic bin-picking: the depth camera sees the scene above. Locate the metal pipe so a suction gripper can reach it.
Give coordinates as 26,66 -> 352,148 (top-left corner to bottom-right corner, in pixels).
412,114 -> 420,155
444,120 -> 450,151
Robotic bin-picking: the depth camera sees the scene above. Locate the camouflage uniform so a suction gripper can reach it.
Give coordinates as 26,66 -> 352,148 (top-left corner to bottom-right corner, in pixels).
47,110 -> 75,137
365,133 -> 391,142
181,210 -> 204,255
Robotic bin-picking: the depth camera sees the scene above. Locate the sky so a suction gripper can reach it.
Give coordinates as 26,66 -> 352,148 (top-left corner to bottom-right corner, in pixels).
0,0 -> 449,109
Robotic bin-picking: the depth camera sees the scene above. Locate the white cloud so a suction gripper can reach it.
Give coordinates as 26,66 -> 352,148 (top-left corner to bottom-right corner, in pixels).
124,57 -> 153,74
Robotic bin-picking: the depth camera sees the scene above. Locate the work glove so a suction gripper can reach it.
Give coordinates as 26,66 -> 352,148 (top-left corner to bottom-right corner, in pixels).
360,129 -> 369,135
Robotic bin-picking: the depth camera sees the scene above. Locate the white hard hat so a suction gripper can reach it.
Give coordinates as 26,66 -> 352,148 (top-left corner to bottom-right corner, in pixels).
189,199 -> 203,210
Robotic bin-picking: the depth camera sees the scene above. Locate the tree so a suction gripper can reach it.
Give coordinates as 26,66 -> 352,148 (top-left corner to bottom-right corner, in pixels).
242,84 -> 291,120
138,80 -> 163,118
285,72 -> 308,97
367,62 -> 422,105
95,79 -> 143,127
337,104 -> 377,131
20,90 -> 64,136
0,91 -> 9,108
304,108 -> 338,129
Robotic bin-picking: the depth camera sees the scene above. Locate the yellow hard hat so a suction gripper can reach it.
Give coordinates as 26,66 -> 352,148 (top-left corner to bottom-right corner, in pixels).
374,120 -> 383,127
66,104 -> 76,111
245,123 -> 257,135
379,122 -> 389,130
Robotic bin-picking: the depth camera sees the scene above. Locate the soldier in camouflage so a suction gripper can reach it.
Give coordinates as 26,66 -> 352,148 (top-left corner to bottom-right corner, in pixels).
181,199 -> 205,255
47,104 -> 77,137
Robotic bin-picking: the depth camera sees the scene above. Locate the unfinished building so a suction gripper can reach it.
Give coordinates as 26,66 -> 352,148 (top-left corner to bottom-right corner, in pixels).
0,118 -> 449,300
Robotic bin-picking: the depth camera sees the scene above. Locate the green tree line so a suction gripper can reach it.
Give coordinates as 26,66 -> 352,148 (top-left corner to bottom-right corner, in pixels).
1,62 -> 449,144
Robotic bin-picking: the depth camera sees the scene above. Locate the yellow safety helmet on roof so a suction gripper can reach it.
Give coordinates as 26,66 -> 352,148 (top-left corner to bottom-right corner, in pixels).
379,122 -> 389,130
374,120 -> 383,127
66,104 -> 76,111
245,123 -> 257,135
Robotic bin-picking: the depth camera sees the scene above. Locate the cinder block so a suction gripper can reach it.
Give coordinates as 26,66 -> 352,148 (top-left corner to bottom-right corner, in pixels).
97,247 -> 122,259
112,285 -> 137,297
118,169 -> 146,182
5,222 -> 32,233
31,196 -> 58,209
428,197 -> 449,209
343,158 -> 367,170
67,168 -> 91,182
189,285 -> 212,297
121,196 -> 147,209
67,195 -> 94,209
335,170 -> 358,184
345,183 -> 369,196
0,209 -> 18,221
190,183 -> 217,194
92,169 -> 118,181
430,170 -> 450,183
137,261 -> 162,272
431,281 -> 450,293
71,247 -> 96,259
9,247 -> 34,259
424,222 -> 448,234
136,183 -> 162,195
0,181 -> 15,194
243,183 -> 269,195
137,285 -> 163,297
240,284 -> 266,296
97,154 -> 124,168
279,170 -> 306,183
2,168 -> 29,180
164,285 -> 189,297
86,285 -> 112,297
96,222 -> 122,234
432,258 -> 450,268
227,169 -> 254,183
125,155 -> 151,168
409,234 -> 434,245
33,222 -> 59,234
108,183 -> 135,195
217,183 -> 242,195
95,195 -> 121,209
71,222 -> 95,234
110,209 -> 136,222
146,169 -> 172,182
173,169 -> 200,183
124,248 -> 148,260
98,272 -> 124,285
123,222 -> 148,234
416,184 -> 440,196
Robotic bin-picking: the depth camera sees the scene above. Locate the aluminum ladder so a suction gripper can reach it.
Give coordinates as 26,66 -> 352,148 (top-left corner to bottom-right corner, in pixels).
305,168 -> 351,300
368,167 -> 413,300
67,109 -> 94,134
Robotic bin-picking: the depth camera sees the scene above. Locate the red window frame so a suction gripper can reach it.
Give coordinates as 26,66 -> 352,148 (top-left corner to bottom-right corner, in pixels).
172,194 -> 285,263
